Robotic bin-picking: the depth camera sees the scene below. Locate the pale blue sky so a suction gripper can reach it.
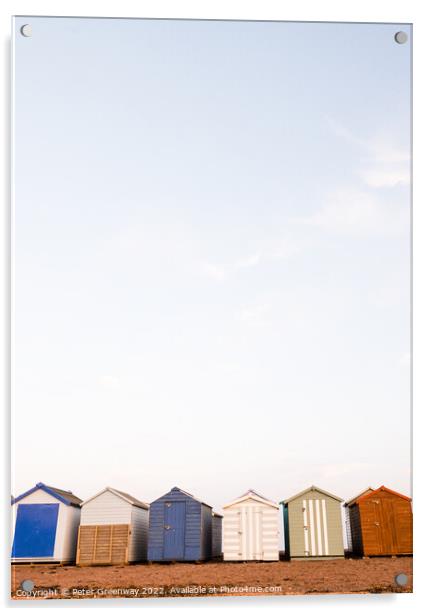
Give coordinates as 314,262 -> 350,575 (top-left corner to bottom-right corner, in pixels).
12,17 -> 411,512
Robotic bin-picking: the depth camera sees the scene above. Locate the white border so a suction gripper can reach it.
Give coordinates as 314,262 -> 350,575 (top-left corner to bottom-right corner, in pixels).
2,1 -> 431,613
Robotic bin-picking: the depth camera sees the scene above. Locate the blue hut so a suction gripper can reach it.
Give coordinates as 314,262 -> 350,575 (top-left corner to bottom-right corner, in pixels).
11,482 -> 82,563
148,487 -> 213,561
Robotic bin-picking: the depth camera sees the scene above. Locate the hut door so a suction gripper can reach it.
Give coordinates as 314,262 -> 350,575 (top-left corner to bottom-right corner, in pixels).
365,498 -> 412,555
380,497 -> 412,554
240,507 -> 263,560
251,508 -> 263,560
163,501 -> 186,560
365,499 -> 385,554
303,499 -> 330,557
380,498 -> 396,554
12,503 -> 59,558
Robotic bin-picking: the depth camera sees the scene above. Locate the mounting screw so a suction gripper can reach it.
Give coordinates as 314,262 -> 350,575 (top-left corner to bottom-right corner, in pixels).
20,24 -> 32,37
394,31 -> 408,44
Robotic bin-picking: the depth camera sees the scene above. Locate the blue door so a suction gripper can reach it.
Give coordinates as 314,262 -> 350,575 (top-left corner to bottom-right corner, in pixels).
12,504 -> 59,558
163,501 -> 185,560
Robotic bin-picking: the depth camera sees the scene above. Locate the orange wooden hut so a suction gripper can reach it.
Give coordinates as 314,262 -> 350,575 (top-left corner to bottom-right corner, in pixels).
344,485 -> 412,556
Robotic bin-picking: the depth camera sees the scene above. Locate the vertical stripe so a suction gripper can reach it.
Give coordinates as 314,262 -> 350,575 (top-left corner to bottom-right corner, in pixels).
244,509 -> 248,559
315,500 -> 322,556
240,510 -> 246,559
251,509 -> 255,559
254,508 -> 260,558
302,499 -> 309,556
252,507 -> 258,558
258,509 -> 262,558
309,500 -> 316,556
321,499 -> 329,556
248,507 -> 252,560
253,508 -> 256,558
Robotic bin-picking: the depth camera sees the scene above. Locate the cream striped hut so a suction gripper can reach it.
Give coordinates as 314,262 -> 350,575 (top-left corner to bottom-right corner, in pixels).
222,490 -> 279,561
280,486 -> 344,559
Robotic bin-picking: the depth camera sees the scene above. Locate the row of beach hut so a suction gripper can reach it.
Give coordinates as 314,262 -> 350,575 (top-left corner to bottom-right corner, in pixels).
11,483 -> 412,565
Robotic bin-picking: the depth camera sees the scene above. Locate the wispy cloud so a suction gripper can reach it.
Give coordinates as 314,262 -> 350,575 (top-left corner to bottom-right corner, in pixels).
199,234 -> 305,284
287,119 -> 410,237
237,302 -> 271,327
99,375 -> 120,389
326,117 -> 410,188
292,189 -> 407,236
200,252 -> 261,282
358,168 -> 410,188
235,253 -> 261,269
200,262 -> 227,282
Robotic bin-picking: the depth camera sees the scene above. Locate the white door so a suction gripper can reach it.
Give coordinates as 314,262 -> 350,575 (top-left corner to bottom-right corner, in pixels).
240,507 -> 263,560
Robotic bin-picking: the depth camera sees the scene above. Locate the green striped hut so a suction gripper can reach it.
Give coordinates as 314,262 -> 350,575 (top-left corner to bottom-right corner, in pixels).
280,486 -> 344,559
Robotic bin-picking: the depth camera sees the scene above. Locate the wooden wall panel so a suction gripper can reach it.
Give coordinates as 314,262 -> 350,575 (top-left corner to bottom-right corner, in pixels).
76,524 -> 130,565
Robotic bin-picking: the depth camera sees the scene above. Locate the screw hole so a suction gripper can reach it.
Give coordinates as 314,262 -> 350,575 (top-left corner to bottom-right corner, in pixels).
20,24 -> 32,37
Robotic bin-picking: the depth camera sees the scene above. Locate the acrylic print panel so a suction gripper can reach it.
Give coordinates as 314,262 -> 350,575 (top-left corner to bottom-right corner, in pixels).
11,17 -> 411,598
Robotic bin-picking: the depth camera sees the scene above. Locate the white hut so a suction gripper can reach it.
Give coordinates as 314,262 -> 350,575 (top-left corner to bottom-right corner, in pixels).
222,489 -> 279,561
11,482 -> 82,563
77,487 -> 149,565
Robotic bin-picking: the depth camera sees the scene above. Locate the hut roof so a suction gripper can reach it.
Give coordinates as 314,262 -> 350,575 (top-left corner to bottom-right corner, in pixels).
280,485 -> 343,505
223,489 -> 279,510
344,487 -> 375,507
12,482 -> 82,507
355,485 -> 411,504
154,486 -> 212,508
81,487 -> 149,509
238,488 -> 269,501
